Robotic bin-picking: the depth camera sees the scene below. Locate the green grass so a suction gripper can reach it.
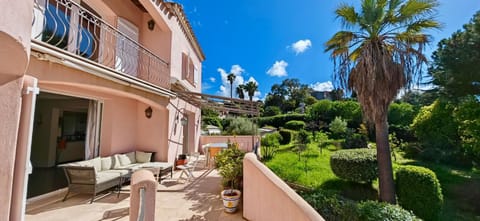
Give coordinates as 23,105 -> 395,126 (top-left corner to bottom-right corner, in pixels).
266,143 -> 379,200
265,142 -> 480,221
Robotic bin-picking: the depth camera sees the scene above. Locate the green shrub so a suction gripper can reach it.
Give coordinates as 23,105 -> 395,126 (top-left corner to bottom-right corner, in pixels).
224,117 -> 254,135
279,129 -> 294,145
411,100 -> 459,150
330,149 -> 378,183
333,100 -> 362,129
258,114 -> 306,128
396,165 -> 443,220
388,102 -> 417,127
263,106 -> 282,117
357,201 -> 420,221
342,132 -> 368,149
215,142 -> 246,190
261,132 -> 282,161
301,189 -> 358,221
202,116 -> 222,129
329,117 -> 348,139
284,120 -> 306,130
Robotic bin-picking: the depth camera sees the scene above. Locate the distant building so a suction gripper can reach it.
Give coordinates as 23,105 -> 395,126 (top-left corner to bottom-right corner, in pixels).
311,91 -> 332,100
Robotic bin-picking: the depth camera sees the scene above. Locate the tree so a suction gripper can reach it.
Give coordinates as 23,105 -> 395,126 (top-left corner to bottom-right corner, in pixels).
325,0 -> 440,203
264,78 -> 311,113
236,84 -> 245,100
227,73 -> 236,99
429,11 -> 480,99
243,81 -> 258,101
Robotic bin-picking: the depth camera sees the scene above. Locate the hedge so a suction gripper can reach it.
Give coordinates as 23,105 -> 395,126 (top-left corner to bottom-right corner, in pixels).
284,120 -> 306,130
330,149 -> 378,183
278,129 -> 294,145
301,190 -> 419,221
357,201 -> 420,221
396,165 -> 443,220
258,114 -> 306,128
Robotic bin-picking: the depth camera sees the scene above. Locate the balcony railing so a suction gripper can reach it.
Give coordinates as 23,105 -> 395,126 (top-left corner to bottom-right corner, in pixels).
32,0 -> 170,89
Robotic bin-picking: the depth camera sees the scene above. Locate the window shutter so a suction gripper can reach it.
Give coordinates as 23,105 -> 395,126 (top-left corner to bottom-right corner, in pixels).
182,53 -> 188,80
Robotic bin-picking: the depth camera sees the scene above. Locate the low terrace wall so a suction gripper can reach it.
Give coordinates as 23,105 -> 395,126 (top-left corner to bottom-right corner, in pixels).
242,153 -> 324,221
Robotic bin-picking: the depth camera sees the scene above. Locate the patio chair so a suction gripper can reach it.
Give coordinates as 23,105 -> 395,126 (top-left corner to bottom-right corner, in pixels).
177,153 -> 203,182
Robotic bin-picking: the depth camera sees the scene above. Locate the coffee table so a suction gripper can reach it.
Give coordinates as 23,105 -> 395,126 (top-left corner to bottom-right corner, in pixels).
139,162 -> 173,182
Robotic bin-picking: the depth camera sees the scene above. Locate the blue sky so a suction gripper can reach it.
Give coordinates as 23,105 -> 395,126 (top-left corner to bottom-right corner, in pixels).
176,0 -> 480,100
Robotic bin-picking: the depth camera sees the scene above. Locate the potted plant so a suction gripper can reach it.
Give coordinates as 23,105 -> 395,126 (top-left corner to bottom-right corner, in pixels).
215,141 -> 245,213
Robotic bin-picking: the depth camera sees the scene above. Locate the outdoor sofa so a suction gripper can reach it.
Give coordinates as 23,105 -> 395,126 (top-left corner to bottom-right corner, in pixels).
59,151 -> 173,203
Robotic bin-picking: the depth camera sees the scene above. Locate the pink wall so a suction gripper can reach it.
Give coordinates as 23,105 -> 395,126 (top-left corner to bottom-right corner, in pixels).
0,1 -> 33,219
166,97 -> 201,162
200,136 -> 260,153
0,0 -> 32,84
136,104 -> 169,161
243,153 -> 324,221
0,78 -> 24,220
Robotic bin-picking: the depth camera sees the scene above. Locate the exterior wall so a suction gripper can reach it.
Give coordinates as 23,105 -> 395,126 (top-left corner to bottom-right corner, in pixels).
200,136 -> 260,153
139,0 -> 203,92
0,78 -> 24,220
166,97 -> 201,161
243,153 -> 324,221
0,1 -> 34,219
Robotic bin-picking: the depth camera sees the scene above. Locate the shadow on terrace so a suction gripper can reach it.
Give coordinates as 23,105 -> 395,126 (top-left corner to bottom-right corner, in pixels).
25,167 -> 245,221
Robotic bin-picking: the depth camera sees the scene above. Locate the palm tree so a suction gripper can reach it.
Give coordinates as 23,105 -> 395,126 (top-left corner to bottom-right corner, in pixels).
227,73 -> 236,99
243,81 -> 258,101
236,84 -> 245,100
325,0 -> 439,203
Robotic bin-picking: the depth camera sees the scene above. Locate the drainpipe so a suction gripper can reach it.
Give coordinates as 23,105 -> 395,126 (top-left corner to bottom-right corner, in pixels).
10,76 -> 39,221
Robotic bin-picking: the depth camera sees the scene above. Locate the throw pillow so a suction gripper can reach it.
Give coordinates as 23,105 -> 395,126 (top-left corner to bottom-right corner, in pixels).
136,151 -> 152,163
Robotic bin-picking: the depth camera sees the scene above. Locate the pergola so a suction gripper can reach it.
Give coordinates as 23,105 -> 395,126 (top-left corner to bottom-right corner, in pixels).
173,89 -> 261,152
174,90 -> 261,116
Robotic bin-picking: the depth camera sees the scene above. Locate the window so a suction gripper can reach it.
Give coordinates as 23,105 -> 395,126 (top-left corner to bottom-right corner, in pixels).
115,17 -> 139,76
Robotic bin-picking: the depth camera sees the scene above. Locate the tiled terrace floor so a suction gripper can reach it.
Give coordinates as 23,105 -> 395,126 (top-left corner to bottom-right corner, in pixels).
25,168 -> 245,221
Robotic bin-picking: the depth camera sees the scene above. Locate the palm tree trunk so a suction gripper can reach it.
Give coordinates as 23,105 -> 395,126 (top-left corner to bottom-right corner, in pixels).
230,84 -> 233,99
375,119 -> 396,204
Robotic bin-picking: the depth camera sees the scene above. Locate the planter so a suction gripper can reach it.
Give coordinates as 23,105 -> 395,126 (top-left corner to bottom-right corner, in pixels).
221,189 -> 241,213
175,159 -> 187,169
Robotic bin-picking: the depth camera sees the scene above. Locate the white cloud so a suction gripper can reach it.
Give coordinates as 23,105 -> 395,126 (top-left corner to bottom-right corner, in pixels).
291,39 -> 312,55
311,81 -> 334,92
209,77 -> 216,83
266,60 -> 288,77
217,65 -> 247,97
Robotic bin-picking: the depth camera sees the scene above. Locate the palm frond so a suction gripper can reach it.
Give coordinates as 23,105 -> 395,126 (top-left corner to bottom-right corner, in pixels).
336,4 -> 359,28
397,0 -> 438,23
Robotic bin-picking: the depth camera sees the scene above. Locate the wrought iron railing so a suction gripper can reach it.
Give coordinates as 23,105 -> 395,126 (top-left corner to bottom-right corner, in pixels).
31,0 -> 170,89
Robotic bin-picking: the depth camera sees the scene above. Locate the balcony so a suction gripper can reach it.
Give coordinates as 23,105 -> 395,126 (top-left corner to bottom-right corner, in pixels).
31,0 -> 170,89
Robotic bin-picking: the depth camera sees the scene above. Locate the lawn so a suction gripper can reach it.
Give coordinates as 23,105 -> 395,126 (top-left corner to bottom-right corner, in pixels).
264,142 -> 480,221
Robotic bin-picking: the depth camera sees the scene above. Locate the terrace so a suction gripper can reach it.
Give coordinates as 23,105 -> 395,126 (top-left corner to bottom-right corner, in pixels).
26,168 -> 244,221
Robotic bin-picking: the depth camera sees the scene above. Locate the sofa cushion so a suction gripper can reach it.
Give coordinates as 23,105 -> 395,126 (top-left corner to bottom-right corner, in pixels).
136,151 -> 152,163
118,154 -> 134,166
102,169 -> 130,176
101,156 -> 113,171
96,171 -> 120,184
112,154 -> 122,169
126,152 -> 136,164
77,158 -> 102,172
91,158 -> 102,172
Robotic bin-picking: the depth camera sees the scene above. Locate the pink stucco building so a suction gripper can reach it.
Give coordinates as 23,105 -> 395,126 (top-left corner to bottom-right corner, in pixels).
1,0 -> 204,219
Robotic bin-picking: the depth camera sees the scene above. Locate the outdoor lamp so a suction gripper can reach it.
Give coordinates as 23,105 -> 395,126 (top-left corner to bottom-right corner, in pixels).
147,19 -> 155,30
181,117 -> 188,125
145,106 -> 153,118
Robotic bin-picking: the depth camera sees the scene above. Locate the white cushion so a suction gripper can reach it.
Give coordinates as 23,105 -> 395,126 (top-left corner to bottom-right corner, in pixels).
136,151 -> 152,163
118,154 -> 133,166
112,154 -> 122,169
101,156 -> 113,171
126,152 -> 136,164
